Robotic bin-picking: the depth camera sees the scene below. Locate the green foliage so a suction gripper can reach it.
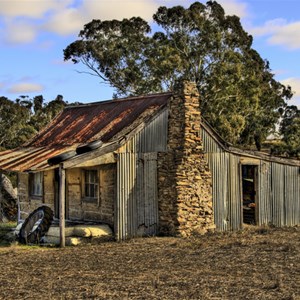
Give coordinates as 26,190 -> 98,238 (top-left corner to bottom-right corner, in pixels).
64,17 -> 153,97
0,96 -> 34,149
271,105 -> 300,157
0,95 -> 67,150
29,95 -> 66,131
64,1 -> 294,151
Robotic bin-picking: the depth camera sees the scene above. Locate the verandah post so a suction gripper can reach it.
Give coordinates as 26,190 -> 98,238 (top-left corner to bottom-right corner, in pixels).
59,163 -> 65,247
0,171 -> 2,222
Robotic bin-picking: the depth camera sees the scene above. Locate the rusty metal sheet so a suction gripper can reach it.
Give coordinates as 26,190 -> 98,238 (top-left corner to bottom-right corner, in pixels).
26,93 -> 170,147
0,146 -> 76,172
0,93 -> 171,172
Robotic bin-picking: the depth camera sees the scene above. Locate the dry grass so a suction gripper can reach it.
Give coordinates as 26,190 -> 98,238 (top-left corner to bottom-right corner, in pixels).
0,226 -> 299,299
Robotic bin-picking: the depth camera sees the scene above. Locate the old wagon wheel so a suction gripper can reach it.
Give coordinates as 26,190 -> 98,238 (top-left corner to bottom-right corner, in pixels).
19,206 -> 53,244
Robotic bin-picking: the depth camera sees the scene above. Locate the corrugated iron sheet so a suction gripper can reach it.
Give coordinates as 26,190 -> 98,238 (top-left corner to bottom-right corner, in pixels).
257,161 -> 272,225
202,125 -> 243,231
202,124 -> 300,230
0,146 -> 76,172
26,93 -> 170,147
116,152 -> 137,240
269,162 -> 300,227
253,161 -> 297,228
116,151 -> 158,241
114,108 -> 166,240
118,108 -> 168,154
0,93 -> 170,172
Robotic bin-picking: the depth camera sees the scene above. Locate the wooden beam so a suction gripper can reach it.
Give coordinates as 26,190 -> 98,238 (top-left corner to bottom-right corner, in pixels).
71,152 -> 116,168
229,147 -> 300,167
59,164 -> 66,248
63,142 -> 119,169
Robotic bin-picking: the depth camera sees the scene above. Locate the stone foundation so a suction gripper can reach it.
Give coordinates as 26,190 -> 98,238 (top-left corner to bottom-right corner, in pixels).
158,81 -> 214,236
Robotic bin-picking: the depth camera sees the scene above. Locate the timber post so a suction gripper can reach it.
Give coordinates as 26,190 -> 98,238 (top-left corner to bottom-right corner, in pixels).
59,163 -> 66,247
0,171 -> 2,222
17,174 -> 21,224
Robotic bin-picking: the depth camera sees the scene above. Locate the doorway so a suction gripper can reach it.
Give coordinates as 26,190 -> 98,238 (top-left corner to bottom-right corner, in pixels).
241,165 -> 258,225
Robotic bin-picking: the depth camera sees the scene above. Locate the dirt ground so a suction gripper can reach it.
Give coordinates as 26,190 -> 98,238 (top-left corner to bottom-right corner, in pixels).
0,226 -> 299,300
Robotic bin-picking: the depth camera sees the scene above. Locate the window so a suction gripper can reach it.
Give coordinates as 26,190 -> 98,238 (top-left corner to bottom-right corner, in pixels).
83,169 -> 98,200
29,172 -> 43,197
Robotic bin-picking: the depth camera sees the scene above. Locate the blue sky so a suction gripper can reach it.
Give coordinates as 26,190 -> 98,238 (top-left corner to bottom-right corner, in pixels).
0,0 -> 300,107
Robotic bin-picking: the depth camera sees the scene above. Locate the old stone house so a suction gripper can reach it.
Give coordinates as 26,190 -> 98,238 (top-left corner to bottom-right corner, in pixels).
0,82 -> 299,241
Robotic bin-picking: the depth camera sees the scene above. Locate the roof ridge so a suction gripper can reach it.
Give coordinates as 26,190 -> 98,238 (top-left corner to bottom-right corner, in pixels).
66,92 -> 173,109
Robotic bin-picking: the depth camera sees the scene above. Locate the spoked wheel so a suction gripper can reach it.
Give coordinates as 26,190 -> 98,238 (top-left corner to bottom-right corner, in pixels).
19,206 -> 53,244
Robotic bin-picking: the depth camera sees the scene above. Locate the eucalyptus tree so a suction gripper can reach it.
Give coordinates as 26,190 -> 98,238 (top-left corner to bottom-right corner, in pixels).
0,96 -> 34,149
0,95 -> 67,150
64,1 -> 293,148
272,105 -> 300,157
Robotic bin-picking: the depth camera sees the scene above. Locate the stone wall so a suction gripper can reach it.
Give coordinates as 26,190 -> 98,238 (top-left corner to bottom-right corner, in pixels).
18,170 -> 55,220
157,81 -> 214,236
67,164 -> 116,226
18,164 -> 115,226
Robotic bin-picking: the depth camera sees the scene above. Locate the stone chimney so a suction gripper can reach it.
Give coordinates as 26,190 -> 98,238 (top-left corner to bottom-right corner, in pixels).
157,81 -> 214,236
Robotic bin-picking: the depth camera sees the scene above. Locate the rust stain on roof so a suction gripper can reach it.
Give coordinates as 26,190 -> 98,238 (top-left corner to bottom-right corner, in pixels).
0,93 -> 171,172
26,93 -> 170,148
0,146 -> 77,172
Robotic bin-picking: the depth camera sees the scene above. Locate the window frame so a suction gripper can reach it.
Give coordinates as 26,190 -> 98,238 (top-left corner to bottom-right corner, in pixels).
29,172 -> 44,199
81,168 -> 99,203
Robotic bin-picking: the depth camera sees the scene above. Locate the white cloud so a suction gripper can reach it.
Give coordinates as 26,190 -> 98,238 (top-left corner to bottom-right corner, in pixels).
281,77 -> 300,107
45,0 -> 158,36
1,0 -> 160,43
83,0 -> 158,21
8,82 -> 44,94
0,0 -> 250,44
268,22 -> 300,50
0,0 -> 74,44
282,77 -> 300,95
153,0 -> 249,18
218,0 -> 248,18
4,20 -> 37,44
250,18 -> 287,36
44,7 -> 86,35
249,19 -> 300,50
0,0 -> 72,18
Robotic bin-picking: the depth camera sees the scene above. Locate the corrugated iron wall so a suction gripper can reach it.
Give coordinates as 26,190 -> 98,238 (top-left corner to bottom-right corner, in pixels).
257,161 -> 300,227
202,126 -> 300,231
202,129 -> 242,231
119,109 -> 168,153
284,165 -> 300,226
116,152 -> 137,240
228,154 -> 242,230
115,109 -> 168,240
115,109 -> 299,240
270,162 -> 299,226
257,161 -> 272,225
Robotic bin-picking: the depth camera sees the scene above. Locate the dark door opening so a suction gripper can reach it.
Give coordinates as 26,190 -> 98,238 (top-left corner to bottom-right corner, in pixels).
242,165 -> 258,225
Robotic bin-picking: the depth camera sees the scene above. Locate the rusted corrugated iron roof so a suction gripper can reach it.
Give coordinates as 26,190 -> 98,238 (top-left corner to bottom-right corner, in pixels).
0,146 -> 77,172
26,93 -> 171,147
0,93 -> 171,172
